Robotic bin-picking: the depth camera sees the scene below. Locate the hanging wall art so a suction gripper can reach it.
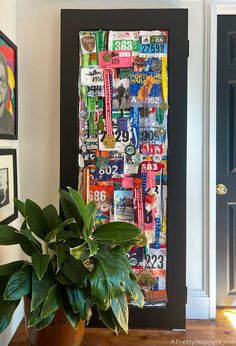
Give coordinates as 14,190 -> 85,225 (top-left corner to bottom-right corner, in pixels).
0,149 -> 17,224
78,29 -> 168,306
0,31 -> 17,139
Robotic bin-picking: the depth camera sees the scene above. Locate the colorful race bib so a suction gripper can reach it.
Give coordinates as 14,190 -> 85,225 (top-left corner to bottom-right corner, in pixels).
108,31 -> 140,56
139,125 -> 166,145
94,157 -> 124,180
129,72 -> 162,107
80,68 -> 104,86
89,185 -> 114,225
146,248 -> 166,273
141,160 -> 166,173
99,50 -> 133,68
99,119 -> 132,151
80,31 -> 96,54
139,31 -> 168,58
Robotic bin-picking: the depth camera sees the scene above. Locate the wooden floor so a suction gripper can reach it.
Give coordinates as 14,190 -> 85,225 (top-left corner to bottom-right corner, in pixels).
9,309 -> 236,346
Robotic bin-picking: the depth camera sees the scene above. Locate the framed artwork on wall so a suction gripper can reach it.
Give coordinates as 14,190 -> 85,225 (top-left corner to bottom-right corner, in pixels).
0,31 -> 17,139
61,9 -> 188,329
0,149 -> 17,224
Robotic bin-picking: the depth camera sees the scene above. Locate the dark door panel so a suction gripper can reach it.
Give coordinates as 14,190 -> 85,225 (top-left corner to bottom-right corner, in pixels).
217,15 -> 236,306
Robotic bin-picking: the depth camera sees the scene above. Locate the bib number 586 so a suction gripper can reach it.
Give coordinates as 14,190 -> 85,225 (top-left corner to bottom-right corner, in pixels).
90,190 -> 107,202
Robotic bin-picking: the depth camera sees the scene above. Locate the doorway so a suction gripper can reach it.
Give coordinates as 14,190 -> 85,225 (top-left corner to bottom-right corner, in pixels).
216,14 -> 236,307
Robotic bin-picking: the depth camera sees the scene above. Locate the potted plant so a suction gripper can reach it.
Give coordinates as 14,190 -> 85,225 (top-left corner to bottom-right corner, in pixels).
0,188 -> 144,346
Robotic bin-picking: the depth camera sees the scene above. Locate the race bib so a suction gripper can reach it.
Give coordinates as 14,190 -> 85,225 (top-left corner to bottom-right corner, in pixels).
139,31 -> 168,58
99,120 -> 132,151
80,31 -> 96,54
108,31 -> 140,56
89,185 -> 114,225
94,157 -> 124,180
129,72 -> 162,108
139,126 -> 166,145
99,50 -> 133,68
80,68 -> 104,86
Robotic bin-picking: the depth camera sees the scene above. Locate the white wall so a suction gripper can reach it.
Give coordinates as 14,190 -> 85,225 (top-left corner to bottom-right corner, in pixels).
0,1 -> 24,345
16,0 -> 208,320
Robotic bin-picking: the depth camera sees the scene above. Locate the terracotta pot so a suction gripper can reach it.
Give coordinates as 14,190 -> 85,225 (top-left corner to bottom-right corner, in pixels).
24,296 -> 85,346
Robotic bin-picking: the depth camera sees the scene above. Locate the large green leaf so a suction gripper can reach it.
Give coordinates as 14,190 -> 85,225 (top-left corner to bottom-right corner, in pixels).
56,229 -> 81,242
98,307 -> 121,335
19,229 -> 42,253
80,288 -> 93,322
87,201 -> 97,219
14,198 -> 25,217
32,253 -> 50,280
66,287 -> 84,313
31,270 -> 55,311
86,201 -> 97,236
97,240 -> 115,248
65,237 -> 85,249
89,252 -> 121,310
48,242 -> 68,270
0,261 -> 24,277
70,242 -> 90,262
110,247 -> 144,308
111,293 -> 129,334
60,256 -> 88,287
55,270 -> 74,287
0,225 -> 20,245
4,265 -> 32,300
40,284 -> 60,318
87,239 -> 98,257
59,190 -> 83,235
44,218 -> 76,243
0,298 -> 21,333
68,188 -> 89,230
67,283 -> 94,322
18,233 -> 42,256
25,199 -> 48,240
123,276 -> 144,308
0,277 -> 10,298
93,222 -> 141,242
89,247 -> 141,312
61,293 -> 81,329
20,219 -> 27,230
35,312 -> 55,330
110,246 -> 133,272
44,228 -> 60,243
43,204 -> 61,231
27,303 -> 44,327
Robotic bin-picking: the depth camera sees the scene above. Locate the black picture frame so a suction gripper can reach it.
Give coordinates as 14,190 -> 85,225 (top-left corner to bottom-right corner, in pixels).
0,31 -> 18,139
0,149 -> 18,224
60,9 -> 188,330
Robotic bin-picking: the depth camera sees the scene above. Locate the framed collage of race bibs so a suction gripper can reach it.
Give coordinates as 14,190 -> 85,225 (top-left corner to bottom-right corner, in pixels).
60,9 -> 188,330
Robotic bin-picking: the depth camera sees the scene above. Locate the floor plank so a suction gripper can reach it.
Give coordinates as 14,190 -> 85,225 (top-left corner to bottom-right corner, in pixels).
9,309 -> 236,346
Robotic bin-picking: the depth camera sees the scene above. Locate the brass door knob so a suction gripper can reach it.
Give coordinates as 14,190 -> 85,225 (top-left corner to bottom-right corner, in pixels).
216,184 -> 227,195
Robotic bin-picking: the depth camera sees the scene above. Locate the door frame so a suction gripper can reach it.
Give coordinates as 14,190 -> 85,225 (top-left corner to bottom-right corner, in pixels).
204,1 -> 236,318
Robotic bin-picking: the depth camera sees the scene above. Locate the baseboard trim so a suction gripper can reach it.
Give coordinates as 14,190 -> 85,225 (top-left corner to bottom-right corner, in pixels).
187,292 -> 210,319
